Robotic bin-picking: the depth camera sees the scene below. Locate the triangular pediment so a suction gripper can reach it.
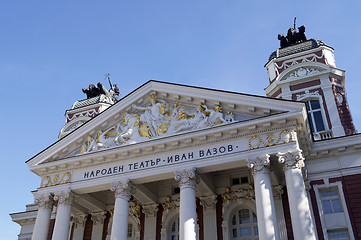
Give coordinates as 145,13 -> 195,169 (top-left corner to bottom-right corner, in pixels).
27,81 -> 306,171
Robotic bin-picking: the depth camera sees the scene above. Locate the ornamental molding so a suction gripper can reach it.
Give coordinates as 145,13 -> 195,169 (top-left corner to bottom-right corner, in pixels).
67,108 -> 99,122
142,204 -> 158,218
200,195 -> 217,211
221,187 -> 256,217
53,190 -> 73,206
277,149 -> 305,170
247,154 -> 271,175
296,90 -> 320,101
129,201 -> 141,219
174,168 -> 199,190
283,67 -> 324,81
110,180 -> 133,200
73,214 -> 88,227
91,212 -> 107,225
161,196 -> 180,226
248,129 -> 294,149
40,172 -> 71,188
34,193 -> 54,209
275,51 -> 325,70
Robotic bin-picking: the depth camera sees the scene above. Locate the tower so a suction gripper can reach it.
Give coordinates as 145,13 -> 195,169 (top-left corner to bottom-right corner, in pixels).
265,25 -> 356,140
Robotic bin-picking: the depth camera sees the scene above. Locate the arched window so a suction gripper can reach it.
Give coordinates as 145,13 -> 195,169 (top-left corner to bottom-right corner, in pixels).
306,99 -> 326,132
230,209 -> 258,240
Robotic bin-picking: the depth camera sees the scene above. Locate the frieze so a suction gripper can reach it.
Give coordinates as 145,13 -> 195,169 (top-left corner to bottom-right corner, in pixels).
76,96 -> 235,155
248,129 -> 294,149
40,172 -> 71,188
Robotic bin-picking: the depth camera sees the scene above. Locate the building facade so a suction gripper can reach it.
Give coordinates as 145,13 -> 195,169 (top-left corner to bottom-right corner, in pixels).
11,30 -> 361,240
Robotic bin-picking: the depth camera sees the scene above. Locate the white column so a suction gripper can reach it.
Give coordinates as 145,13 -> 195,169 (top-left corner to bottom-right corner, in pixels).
72,214 -> 88,240
32,193 -> 54,240
247,155 -> 280,240
91,212 -> 107,240
52,191 -> 73,240
277,149 -> 317,240
200,195 -> 217,240
142,204 -> 158,240
110,180 -> 132,240
175,168 -> 198,240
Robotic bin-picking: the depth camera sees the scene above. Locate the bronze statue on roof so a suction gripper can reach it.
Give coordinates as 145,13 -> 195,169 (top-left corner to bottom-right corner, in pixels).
278,17 -> 307,48
82,73 -> 120,102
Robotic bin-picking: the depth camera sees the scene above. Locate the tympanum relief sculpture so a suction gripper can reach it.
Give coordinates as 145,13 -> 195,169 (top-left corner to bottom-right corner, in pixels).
78,95 -> 235,155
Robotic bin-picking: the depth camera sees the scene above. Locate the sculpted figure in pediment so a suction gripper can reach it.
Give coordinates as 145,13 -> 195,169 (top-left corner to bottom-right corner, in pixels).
77,97 -> 234,155
132,96 -> 168,137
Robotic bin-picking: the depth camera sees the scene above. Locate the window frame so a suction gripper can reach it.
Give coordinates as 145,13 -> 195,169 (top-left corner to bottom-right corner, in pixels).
314,181 -> 355,239
305,98 -> 328,133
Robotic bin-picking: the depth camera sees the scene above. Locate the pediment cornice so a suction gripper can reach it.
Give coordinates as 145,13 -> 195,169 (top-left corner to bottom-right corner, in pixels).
27,81 -> 307,173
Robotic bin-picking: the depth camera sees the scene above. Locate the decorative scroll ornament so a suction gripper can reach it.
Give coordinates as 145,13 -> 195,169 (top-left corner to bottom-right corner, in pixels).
129,200 -> 141,218
162,196 -> 180,210
110,180 -> 133,200
174,168 -> 199,190
248,129 -> 293,149
40,172 -> 71,188
142,204 -> 158,218
34,193 -> 54,209
277,149 -> 305,170
285,67 -> 321,81
77,96 -> 235,155
247,155 -> 270,175
222,187 -> 255,201
54,190 -> 73,206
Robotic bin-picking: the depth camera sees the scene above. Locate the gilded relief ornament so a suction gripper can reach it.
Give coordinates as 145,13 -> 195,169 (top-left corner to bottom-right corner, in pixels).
77,95 -> 235,155
248,129 -> 293,149
40,172 -> 71,188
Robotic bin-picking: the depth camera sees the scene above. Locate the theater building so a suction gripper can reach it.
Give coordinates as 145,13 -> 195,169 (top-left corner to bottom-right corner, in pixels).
11,29 -> 361,240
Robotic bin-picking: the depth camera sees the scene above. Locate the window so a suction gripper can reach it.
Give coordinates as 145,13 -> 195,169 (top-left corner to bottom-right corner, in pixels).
170,218 -> 179,240
319,188 -> 343,214
231,209 -> 258,240
306,100 -> 326,132
327,229 -> 349,240
127,223 -> 133,238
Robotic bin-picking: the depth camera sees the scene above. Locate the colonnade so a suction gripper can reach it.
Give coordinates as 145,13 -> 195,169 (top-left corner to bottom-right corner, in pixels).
31,149 -> 316,240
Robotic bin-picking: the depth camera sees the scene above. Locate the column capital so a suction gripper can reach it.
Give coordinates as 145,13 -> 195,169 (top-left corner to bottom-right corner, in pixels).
110,180 -> 133,200
142,204 -> 158,218
34,192 -> 54,209
91,211 -> 107,225
54,190 -> 73,206
200,195 -> 217,211
73,214 -> 88,228
277,149 -> 305,170
174,168 -> 199,190
247,154 -> 270,175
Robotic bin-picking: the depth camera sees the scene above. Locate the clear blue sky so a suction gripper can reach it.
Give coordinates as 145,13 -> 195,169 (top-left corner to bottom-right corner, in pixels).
1,0 -> 361,238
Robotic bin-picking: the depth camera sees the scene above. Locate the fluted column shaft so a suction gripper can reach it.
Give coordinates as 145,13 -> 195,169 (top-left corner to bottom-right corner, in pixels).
110,180 -> 132,240
32,193 -> 53,240
175,168 -> 198,240
52,191 -> 73,240
277,150 -> 316,240
248,155 -> 279,240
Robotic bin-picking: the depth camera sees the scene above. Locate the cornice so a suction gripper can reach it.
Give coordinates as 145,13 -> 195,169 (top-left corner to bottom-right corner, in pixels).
30,111 -> 304,177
